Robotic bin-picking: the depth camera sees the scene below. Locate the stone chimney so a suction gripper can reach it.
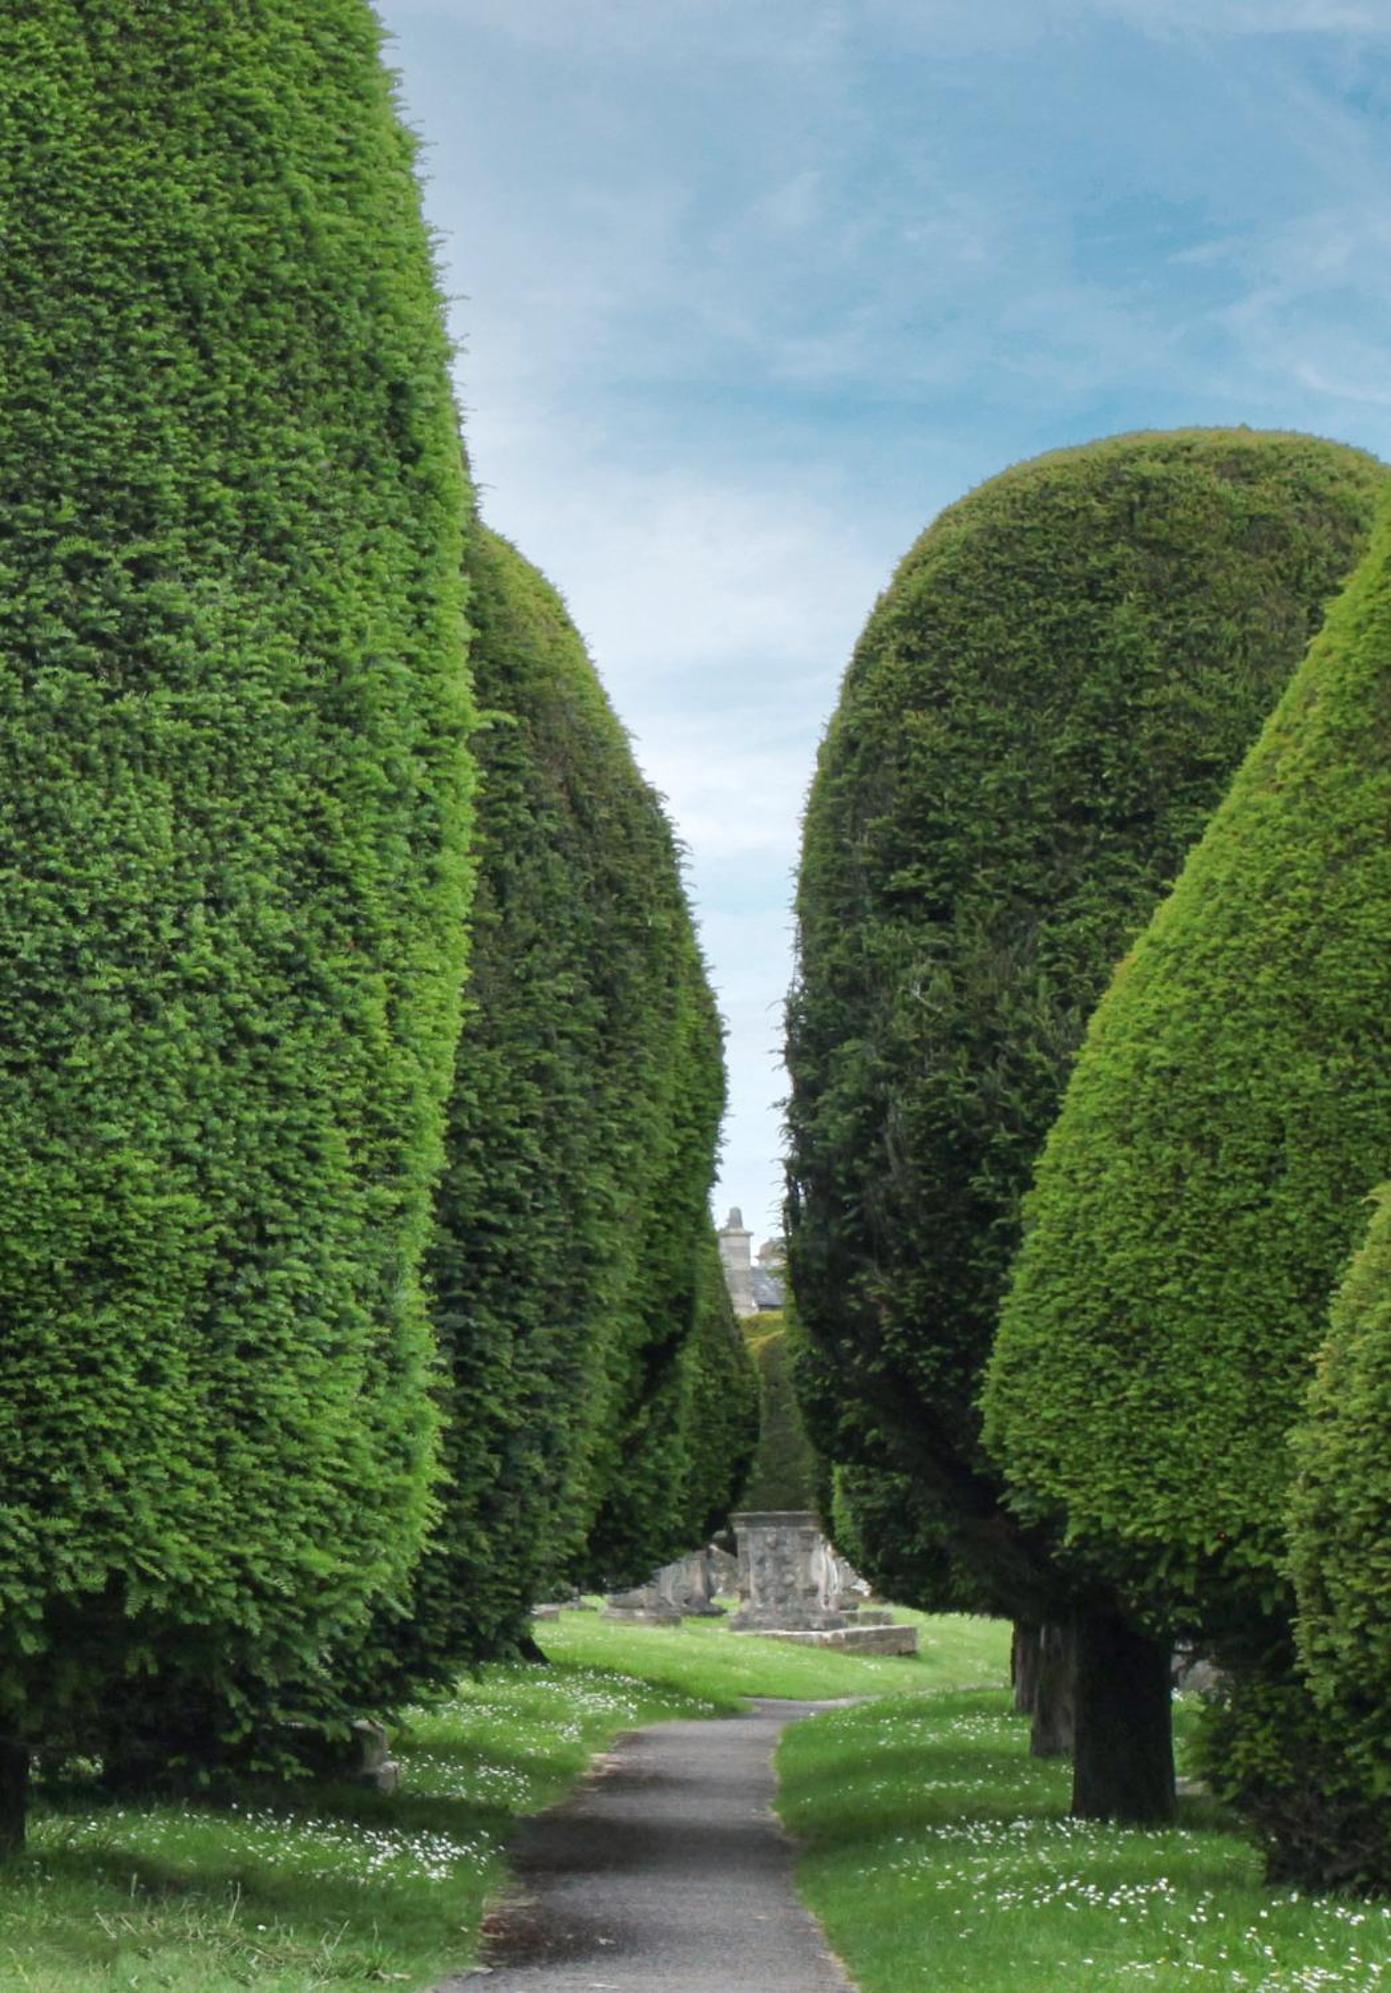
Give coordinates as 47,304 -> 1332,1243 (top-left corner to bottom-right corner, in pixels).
716,1206 -> 756,1317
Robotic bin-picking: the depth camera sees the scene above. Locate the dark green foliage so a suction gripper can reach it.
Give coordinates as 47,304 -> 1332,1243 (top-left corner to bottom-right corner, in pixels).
357,525 -> 715,1682
1290,1189 -> 1391,1773
739,1315 -> 823,1515
831,1467 -> 990,1614
580,949 -> 731,1586
1257,1187 -> 1391,1887
983,501 -> 1391,1635
676,1231 -> 762,1544
0,0 -> 472,1762
1190,1636 -> 1391,1892
787,429 -> 1384,1619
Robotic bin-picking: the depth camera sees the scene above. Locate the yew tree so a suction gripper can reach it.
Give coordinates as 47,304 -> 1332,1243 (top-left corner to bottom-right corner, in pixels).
984,501 -> 1391,1838
0,0 -> 472,1843
358,526 -> 749,1691
787,429 -> 1384,1819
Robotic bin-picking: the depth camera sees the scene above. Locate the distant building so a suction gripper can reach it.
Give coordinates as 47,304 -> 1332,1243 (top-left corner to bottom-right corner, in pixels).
716,1208 -> 785,1317
753,1237 -> 786,1311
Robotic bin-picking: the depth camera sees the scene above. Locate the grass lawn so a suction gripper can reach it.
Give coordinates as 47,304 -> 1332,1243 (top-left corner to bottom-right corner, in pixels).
536,1598 -> 1011,1702
2,1657 -> 722,1991
777,1689 -> 1391,1991
0,1607 -> 1002,1989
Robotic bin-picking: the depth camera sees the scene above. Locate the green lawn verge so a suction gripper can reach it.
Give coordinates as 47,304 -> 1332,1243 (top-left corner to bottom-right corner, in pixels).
2,1659 -> 723,1991
777,1688 -> 1391,1991
537,1601 -> 1011,1702
0,1607 -> 1005,1989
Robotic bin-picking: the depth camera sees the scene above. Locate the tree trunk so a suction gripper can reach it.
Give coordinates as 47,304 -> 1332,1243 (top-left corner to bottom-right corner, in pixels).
0,1739 -> 29,1856
1012,1621 -> 1039,1715
516,1634 -> 551,1665
1071,1609 -> 1174,1824
1031,1618 -> 1077,1758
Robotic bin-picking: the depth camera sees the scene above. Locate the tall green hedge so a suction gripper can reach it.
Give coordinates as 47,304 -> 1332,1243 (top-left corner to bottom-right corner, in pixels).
677,1230 -> 762,1545
739,1314 -> 822,1515
787,429 -> 1384,1620
1184,1187 -> 1391,1892
983,499 -> 1391,1636
830,1467 -> 990,1614
0,0 -> 472,1809
360,524 -> 711,1682
1212,1189 -> 1391,1889
1290,1189 -> 1391,1788
580,941 -> 732,1585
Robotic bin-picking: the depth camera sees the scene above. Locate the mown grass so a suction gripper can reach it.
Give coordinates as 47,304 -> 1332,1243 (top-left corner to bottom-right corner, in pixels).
0,1607 -> 1003,1989
1,1657 -> 724,1991
536,1598 -> 1011,1702
778,1688 -> 1391,1991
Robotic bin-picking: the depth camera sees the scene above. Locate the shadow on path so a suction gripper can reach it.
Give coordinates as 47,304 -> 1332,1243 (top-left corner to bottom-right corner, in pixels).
434,1697 -> 853,1991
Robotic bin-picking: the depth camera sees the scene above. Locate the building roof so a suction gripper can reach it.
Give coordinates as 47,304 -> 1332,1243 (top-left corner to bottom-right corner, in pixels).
751,1265 -> 785,1310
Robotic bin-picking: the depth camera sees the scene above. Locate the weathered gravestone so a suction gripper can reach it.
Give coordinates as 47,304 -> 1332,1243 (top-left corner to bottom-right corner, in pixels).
729,1510 -> 846,1632
602,1581 -> 683,1625
602,1547 -> 727,1623
728,1509 -> 919,1653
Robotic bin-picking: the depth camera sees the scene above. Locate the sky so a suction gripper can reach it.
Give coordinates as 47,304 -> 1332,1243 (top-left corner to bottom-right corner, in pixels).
376,0 -> 1391,1243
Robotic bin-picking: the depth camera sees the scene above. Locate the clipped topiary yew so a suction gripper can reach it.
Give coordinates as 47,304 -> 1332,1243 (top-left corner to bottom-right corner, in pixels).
360,525 -> 720,1687
0,0 -> 472,1844
983,501 -> 1391,1833
787,428 -> 1385,1819
739,1313 -> 823,1515
830,1466 -> 988,1615
1154,1193 -> 1391,1896
1290,1189 -> 1391,1805
580,943 -> 733,1586
677,1230 -> 762,1546
1211,1188 -> 1391,1890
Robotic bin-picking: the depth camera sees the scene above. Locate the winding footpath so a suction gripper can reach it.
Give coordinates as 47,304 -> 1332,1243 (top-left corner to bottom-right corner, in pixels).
437,1698 -> 852,1992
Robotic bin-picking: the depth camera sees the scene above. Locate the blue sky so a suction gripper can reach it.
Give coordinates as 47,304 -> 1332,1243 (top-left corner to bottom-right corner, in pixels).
377,0 -> 1391,1242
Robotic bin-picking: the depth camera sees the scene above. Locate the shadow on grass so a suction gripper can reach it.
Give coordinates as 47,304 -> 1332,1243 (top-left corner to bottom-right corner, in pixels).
782,1689 -> 1252,1881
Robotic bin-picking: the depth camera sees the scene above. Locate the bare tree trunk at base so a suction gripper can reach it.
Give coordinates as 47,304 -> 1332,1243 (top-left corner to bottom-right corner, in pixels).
1031,1618 -> 1077,1758
1012,1620 -> 1039,1715
0,1740 -> 29,1856
1072,1610 -> 1174,1824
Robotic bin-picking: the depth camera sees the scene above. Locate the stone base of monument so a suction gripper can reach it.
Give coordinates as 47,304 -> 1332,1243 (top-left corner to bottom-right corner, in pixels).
532,1602 -> 562,1620
601,1547 -> 731,1624
602,1582 -> 684,1625
727,1607 -> 847,1633
732,1622 -> 919,1655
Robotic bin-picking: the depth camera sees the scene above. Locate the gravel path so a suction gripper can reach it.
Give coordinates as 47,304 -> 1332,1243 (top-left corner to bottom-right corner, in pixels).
435,1697 -> 853,1991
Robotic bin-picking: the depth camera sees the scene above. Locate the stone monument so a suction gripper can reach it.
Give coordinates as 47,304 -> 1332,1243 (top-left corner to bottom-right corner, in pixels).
602,1579 -> 683,1625
728,1509 -> 919,1654
716,1207 -> 756,1317
729,1510 -> 845,1631
602,1546 -> 727,1624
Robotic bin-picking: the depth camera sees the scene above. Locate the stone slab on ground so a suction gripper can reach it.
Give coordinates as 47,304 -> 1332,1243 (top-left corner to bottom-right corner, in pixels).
434,1699 -> 852,1992
731,1623 -> 918,1655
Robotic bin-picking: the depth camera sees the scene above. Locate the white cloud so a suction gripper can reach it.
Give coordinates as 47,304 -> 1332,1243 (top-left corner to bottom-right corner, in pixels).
384,0 -> 823,57
465,403 -> 890,695
875,0 -> 1391,39
402,0 -> 1389,56
383,0 -> 1391,1234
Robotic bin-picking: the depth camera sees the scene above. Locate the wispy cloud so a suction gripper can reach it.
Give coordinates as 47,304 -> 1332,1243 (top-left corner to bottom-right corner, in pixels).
382,0 -> 1391,1224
